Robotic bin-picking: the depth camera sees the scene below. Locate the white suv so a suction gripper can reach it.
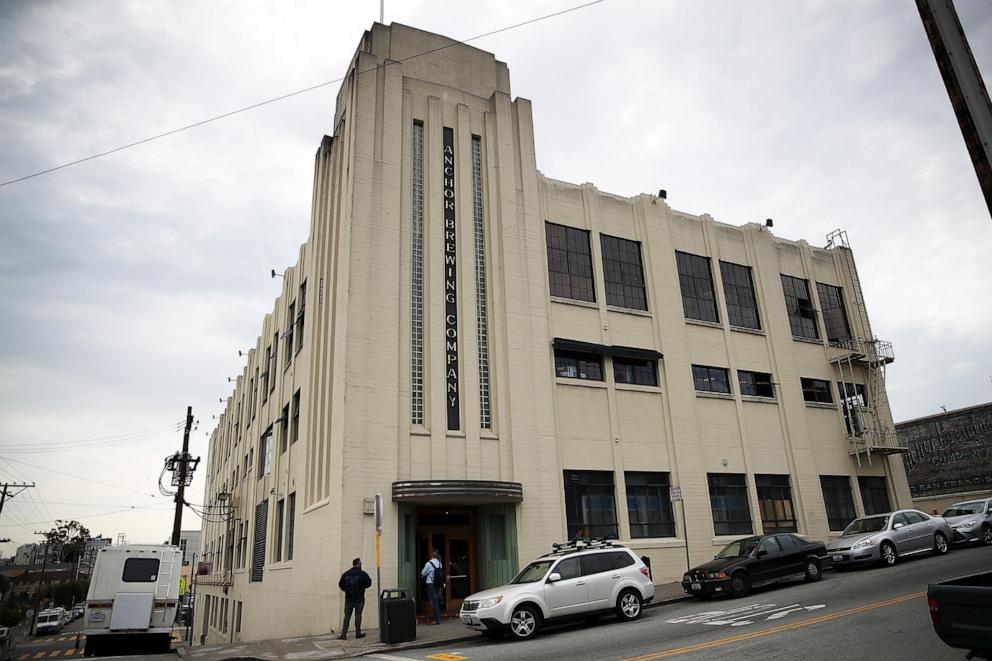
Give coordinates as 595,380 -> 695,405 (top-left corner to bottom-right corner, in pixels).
458,540 -> 655,640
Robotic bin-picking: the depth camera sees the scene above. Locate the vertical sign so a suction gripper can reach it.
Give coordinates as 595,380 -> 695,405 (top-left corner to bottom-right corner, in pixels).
442,127 -> 460,430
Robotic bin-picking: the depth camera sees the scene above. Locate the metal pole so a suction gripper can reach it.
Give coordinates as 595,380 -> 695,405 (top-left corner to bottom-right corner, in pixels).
172,406 -> 194,546
681,499 -> 690,572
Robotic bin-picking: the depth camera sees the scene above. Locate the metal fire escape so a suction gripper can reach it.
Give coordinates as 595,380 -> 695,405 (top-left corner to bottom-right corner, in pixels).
825,229 -> 908,464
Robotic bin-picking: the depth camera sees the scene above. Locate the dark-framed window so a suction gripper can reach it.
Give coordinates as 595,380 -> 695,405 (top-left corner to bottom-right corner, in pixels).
291,390 -> 301,444
781,275 -> 819,340
122,558 -> 159,582
676,251 -> 718,323
563,470 -> 619,540
555,349 -> 603,381
801,377 -> 833,404
693,365 -> 731,394
738,370 -> 774,398
284,301 -> 295,368
262,345 -> 271,402
270,332 -> 278,393
720,261 -> 761,330
613,357 -> 657,386
838,382 -> 867,436
274,498 -> 285,562
707,473 -> 753,535
280,403 -> 290,453
295,280 -> 307,353
625,471 -> 675,538
816,282 -> 851,344
251,500 -> 267,582
546,222 -> 595,302
859,476 -> 891,515
755,474 -> 797,533
601,234 -> 647,310
286,492 -> 296,560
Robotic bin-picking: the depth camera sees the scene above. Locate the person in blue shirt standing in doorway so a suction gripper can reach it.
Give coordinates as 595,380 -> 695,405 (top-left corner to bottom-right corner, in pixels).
420,549 -> 445,624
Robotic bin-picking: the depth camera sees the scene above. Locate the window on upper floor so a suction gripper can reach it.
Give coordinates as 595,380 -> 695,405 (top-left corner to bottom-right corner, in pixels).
280,402 -> 290,453
291,390 -> 301,444
838,382 -> 867,436
295,281 -> 306,353
262,345 -> 271,402
554,349 -> 603,381
270,332 -> 278,393
816,282 -> 851,344
692,365 -> 731,394
738,370 -> 774,398
720,261 -> 761,330
781,275 -> 819,340
676,251 -> 718,323
545,222 -> 595,302
600,234 -> 646,310
284,302 -> 295,368
800,377 -> 833,404
613,357 -> 657,386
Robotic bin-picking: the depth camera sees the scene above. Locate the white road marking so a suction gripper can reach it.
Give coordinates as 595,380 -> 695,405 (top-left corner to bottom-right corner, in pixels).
667,602 -> 828,627
365,654 -> 415,661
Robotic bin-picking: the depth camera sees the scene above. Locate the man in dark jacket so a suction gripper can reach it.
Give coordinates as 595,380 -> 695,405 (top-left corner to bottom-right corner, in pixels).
338,557 -> 373,639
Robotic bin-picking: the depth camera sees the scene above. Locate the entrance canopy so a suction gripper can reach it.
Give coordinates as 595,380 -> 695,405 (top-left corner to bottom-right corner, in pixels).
391,480 -> 523,504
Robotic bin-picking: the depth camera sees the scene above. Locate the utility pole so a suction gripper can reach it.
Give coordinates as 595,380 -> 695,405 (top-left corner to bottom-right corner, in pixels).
0,482 -> 35,521
170,406 -> 200,546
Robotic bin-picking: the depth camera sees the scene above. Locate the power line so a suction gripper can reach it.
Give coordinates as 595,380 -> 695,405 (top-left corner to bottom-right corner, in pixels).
0,421 -> 183,451
0,0 -> 605,188
0,457 -> 161,498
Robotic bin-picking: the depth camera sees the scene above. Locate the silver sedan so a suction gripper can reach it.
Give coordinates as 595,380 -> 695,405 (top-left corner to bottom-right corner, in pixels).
941,498 -> 992,545
826,509 -> 953,568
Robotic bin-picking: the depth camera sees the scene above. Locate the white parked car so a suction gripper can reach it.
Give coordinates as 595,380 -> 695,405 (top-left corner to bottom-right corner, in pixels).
458,540 -> 655,640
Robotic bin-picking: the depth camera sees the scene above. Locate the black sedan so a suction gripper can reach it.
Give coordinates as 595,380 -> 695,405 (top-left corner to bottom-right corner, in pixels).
681,533 -> 828,598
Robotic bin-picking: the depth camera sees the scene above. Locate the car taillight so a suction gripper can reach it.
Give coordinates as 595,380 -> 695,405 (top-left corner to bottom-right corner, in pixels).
640,567 -> 650,576
927,595 -> 940,627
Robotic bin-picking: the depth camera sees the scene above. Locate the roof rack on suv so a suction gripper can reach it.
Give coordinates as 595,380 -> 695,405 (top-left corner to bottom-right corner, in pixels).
544,538 -> 621,556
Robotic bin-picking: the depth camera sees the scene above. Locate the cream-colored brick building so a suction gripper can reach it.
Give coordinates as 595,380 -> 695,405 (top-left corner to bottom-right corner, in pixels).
194,22 -> 912,644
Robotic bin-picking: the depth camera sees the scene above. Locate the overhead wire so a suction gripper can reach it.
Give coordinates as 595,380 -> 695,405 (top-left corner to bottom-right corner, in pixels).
0,457 -> 161,498
0,0 -> 606,188
0,422 -> 184,452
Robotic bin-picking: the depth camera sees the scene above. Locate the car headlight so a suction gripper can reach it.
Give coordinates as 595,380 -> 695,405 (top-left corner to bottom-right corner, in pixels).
478,596 -> 503,609
852,538 -> 876,550
954,519 -> 978,529
704,571 -> 728,580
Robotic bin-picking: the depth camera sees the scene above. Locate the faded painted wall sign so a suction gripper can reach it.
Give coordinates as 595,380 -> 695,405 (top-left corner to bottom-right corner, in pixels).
899,404 -> 992,497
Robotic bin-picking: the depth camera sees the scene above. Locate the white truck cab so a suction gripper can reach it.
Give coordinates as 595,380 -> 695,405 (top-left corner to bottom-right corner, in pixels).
83,544 -> 181,656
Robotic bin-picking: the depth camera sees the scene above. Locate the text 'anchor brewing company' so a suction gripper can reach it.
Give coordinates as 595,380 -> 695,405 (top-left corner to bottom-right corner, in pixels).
443,127 -> 460,430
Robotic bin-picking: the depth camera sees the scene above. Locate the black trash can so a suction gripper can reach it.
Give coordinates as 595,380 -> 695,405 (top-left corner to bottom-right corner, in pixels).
379,588 -> 417,644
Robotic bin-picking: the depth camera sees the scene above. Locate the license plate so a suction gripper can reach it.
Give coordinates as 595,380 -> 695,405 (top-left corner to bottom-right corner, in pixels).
832,554 -> 842,562
461,614 -> 471,624
691,582 -> 702,590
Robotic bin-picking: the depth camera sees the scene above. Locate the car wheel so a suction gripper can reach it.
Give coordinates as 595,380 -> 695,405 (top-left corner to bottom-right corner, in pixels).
879,541 -> 897,566
508,605 -> 540,640
729,572 -> 751,597
933,532 -> 949,555
616,589 -> 643,621
982,525 -> 992,546
804,558 -> 822,582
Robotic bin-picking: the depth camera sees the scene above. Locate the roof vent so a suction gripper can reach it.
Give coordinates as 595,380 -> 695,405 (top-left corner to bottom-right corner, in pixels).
658,189 -> 667,200
765,218 -> 774,228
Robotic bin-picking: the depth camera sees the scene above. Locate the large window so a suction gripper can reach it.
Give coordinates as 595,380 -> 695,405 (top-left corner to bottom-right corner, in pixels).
284,302 -> 295,368
693,365 -> 731,394
546,222 -> 595,302
411,121 -> 425,425
286,492 -> 296,561
738,370 -> 774,398
625,472 -> 675,538
781,275 -> 819,340
259,426 -> 273,479
564,470 -> 619,540
270,332 -> 278,394
708,474 -> 753,535
838,382 -> 867,436
262,345 -> 271,401
613,357 -> 657,386
251,500 -> 268,582
555,350 -> 603,381
755,475 -> 797,533
601,234 -> 647,310
122,558 -> 159,582
820,476 -> 856,531
291,390 -> 301,444
720,261 -> 761,330
274,498 -> 285,562
801,377 -> 833,404
295,281 -> 307,353
816,282 -> 851,344
676,251 -> 718,323
280,403 -> 290,453
859,476 -> 891,515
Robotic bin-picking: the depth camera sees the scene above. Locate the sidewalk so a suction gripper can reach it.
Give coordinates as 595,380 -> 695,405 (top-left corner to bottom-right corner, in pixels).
177,581 -> 689,661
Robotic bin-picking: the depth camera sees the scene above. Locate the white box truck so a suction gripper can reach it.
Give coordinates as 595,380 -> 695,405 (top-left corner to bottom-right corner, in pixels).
83,544 -> 181,656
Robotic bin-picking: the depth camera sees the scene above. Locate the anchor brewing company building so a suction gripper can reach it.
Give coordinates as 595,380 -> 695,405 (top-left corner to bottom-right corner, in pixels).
195,23 -> 912,643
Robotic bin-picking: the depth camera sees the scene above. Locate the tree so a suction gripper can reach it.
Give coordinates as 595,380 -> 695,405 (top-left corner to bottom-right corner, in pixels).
42,520 -> 91,564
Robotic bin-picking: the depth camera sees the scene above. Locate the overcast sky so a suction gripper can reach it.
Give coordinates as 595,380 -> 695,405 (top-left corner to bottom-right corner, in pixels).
1,0 -> 990,551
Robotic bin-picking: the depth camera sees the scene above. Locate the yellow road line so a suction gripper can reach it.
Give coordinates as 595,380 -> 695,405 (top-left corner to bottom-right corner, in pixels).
64,650 -> 77,656
50,651 -> 61,657
426,654 -> 468,661
624,591 -> 925,661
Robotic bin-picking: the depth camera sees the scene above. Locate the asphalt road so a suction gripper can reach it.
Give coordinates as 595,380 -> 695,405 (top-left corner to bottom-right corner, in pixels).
357,542 -> 992,661
13,617 -> 85,660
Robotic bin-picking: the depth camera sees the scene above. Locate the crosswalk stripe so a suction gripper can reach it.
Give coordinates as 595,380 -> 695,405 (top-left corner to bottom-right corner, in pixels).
33,652 -> 46,659
17,653 -> 29,660
65,650 -> 77,657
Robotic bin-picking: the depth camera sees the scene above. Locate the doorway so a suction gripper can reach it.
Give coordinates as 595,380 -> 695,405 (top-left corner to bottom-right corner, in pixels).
414,509 -> 477,616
